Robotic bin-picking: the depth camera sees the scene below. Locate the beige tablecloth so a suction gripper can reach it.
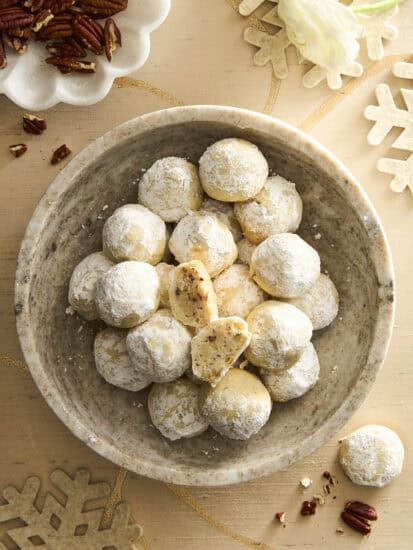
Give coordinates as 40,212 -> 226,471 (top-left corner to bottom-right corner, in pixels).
0,1 -> 412,548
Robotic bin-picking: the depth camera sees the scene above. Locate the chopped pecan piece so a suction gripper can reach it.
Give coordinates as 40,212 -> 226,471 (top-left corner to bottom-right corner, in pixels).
73,14 -> 103,54
23,113 -> 47,134
46,36 -> 85,57
76,0 -> 127,17
51,143 -> 71,164
103,17 -> 119,61
31,7 -> 53,31
3,32 -> 27,52
0,31 -> 6,67
9,143 -> 27,157
46,54 -> 96,72
0,6 -> 33,30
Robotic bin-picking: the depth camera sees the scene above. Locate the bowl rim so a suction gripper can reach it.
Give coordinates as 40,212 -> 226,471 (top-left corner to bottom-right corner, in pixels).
15,105 -> 395,486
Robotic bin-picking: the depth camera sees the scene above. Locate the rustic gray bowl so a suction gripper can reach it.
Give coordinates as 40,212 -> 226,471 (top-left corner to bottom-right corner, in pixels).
15,106 -> 395,486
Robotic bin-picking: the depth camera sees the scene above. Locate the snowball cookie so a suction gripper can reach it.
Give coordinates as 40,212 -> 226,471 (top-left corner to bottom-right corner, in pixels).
126,309 -> 191,383
234,175 -> 303,244
138,157 -> 203,222
251,233 -> 320,298
245,301 -> 312,371
191,317 -> 251,385
169,212 -> 237,277
199,369 -> 271,440
259,343 -> 319,402
339,425 -> 404,487
237,238 -> 256,265
102,204 -> 166,265
169,260 -> 218,328
148,378 -> 209,441
199,138 -> 268,202
68,252 -> 114,321
96,261 -> 160,328
286,274 -> 339,330
94,327 -> 151,391
200,197 -> 242,242
213,264 -> 265,319
155,263 -> 175,308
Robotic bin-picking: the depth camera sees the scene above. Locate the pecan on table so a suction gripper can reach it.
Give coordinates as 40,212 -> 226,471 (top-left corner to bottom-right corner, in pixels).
51,143 -> 71,164
23,113 -> 47,134
9,143 -> 28,157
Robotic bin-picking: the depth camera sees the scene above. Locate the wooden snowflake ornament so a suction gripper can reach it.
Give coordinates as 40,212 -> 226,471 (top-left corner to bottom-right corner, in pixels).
365,62 -> 413,193
0,469 -> 142,549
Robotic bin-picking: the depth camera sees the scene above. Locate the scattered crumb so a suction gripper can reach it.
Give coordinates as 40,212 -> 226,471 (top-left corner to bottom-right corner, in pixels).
275,512 -> 286,524
333,496 -> 337,500
77,325 -> 83,333
314,233 -> 321,240
338,316 -> 343,321
312,224 -> 318,228
336,527 -> 344,534
212,447 -> 220,452
323,484 -> 331,495
313,494 -> 325,505
300,499 -> 317,516
65,306 -> 75,316
102,204 -> 109,211
300,477 -> 312,488
239,359 -> 248,369
331,243 -> 335,247
96,215 -> 104,220
324,269 -> 329,275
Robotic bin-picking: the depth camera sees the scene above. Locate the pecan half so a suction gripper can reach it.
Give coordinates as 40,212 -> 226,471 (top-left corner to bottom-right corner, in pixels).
9,143 -> 28,157
3,32 -> 27,52
44,0 -> 75,14
51,143 -> 71,164
0,31 -> 6,67
73,14 -> 103,54
31,7 -> 53,31
36,13 -> 73,39
103,17 -> 119,61
46,54 -> 96,72
76,0 -> 127,17
0,7 -> 33,30
341,511 -> 371,535
23,112 -> 47,134
0,0 -> 19,8
8,25 -> 34,38
46,36 -> 85,57
345,501 -> 378,522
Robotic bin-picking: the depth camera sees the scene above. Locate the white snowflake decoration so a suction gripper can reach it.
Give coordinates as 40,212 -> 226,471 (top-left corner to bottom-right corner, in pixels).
352,0 -> 399,61
365,62 -> 413,192
239,0 -> 400,89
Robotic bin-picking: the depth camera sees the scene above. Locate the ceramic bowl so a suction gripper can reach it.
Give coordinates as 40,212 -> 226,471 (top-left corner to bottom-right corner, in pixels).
15,106 -> 395,486
0,0 -> 170,110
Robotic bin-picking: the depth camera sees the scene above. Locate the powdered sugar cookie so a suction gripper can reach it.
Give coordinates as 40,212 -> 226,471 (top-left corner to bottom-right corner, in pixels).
191,316 -> 251,385
169,212 -> 237,277
237,238 -> 256,265
286,274 -> 339,330
95,261 -> 160,328
68,252 -> 114,321
126,309 -> 191,383
234,175 -> 302,243
213,264 -> 265,319
200,197 -> 243,242
259,343 -> 319,401
148,378 -> 209,441
94,327 -> 151,391
199,138 -> 268,201
103,204 -> 166,265
138,157 -> 203,222
245,301 -> 313,371
169,260 -> 218,328
155,263 -> 175,308
250,233 -> 320,298
199,369 -> 271,440
339,425 -> 404,487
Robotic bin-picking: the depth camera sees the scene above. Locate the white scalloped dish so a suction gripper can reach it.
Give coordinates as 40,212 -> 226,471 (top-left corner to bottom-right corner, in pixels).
0,0 -> 170,110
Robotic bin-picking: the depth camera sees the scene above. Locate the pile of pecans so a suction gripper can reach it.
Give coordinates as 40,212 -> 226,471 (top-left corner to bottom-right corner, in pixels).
0,0 -> 127,74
